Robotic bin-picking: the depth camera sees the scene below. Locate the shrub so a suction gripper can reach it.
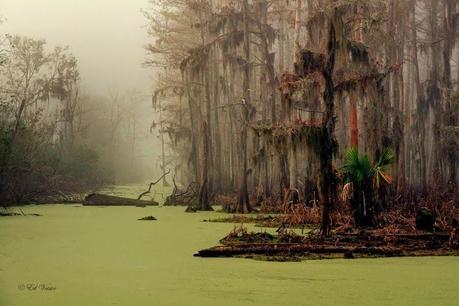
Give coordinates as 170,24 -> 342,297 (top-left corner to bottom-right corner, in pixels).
341,148 -> 395,227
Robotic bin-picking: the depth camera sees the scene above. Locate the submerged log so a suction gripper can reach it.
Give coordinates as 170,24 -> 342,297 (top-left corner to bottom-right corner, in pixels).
83,193 -> 159,207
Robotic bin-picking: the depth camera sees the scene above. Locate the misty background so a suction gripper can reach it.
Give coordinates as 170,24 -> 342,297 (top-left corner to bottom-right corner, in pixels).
1,0 -> 162,184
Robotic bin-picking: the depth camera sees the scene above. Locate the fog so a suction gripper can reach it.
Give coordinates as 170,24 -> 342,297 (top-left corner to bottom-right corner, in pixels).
1,0 -> 151,93
1,0 -> 162,183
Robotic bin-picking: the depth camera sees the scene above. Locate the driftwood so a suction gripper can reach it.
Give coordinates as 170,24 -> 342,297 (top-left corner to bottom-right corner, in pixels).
137,170 -> 171,201
83,193 -> 158,207
164,177 -> 199,206
138,215 -> 157,221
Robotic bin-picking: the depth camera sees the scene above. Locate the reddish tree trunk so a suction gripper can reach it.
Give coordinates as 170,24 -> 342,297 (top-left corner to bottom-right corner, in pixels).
350,93 -> 359,148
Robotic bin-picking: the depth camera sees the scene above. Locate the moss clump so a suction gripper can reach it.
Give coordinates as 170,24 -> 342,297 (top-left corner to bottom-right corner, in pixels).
295,50 -> 327,77
347,40 -> 369,65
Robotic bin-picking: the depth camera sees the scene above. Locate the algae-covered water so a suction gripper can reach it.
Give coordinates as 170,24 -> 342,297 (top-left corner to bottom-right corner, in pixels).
1,203 -> 458,306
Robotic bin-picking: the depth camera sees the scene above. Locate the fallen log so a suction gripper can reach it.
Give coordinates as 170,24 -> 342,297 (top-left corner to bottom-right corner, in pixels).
195,229 -> 457,259
194,242 -> 455,258
195,243 -> 405,257
83,193 -> 159,207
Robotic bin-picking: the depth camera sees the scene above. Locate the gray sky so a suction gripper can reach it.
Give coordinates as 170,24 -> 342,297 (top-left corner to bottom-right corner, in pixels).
1,0 -> 153,96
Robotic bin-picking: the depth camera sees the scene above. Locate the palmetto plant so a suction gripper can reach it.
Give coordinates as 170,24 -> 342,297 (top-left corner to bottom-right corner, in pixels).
341,148 -> 395,227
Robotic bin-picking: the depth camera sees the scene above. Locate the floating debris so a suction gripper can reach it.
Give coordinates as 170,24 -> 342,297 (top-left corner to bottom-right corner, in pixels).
138,216 -> 157,221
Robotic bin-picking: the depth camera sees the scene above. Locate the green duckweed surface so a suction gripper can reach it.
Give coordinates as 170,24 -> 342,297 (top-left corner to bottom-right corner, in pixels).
0,203 -> 458,306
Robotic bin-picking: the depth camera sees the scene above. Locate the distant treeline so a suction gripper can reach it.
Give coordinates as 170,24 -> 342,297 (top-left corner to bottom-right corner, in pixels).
0,31 -> 153,204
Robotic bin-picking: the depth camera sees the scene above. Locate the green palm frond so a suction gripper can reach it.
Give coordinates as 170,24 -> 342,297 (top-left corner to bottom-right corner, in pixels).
375,148 -> 395,169
373,149 -> 395,188
342,147 -> 372,184
342,148 -> 395,189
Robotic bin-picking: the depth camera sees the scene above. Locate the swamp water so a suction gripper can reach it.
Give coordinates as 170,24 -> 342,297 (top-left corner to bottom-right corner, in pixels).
0,192 -> 458,306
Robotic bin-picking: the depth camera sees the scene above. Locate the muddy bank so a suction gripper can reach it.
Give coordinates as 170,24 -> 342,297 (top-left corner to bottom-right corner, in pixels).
195,227 -> 458,260
203,214 -> 284,228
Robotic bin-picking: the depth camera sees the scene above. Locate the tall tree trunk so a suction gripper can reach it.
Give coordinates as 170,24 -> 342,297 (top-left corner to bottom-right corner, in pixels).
194,120 -> 213,211
349,5 -> 363,149
285,0 -> 303,204
396,3 -> 407,192
293,0 -> 302,59
184,72 -> 200,183
410,0 -> 426,190
213,48 -> 223,193
429,0 -> 442,185
349,91 -> 359,148
159,99 -> 169,186
204,63 -> 214,194
443,0 -> 457,186
256,0 -> 273,199
320,12 -> 338,237
236,0 -> 252,213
